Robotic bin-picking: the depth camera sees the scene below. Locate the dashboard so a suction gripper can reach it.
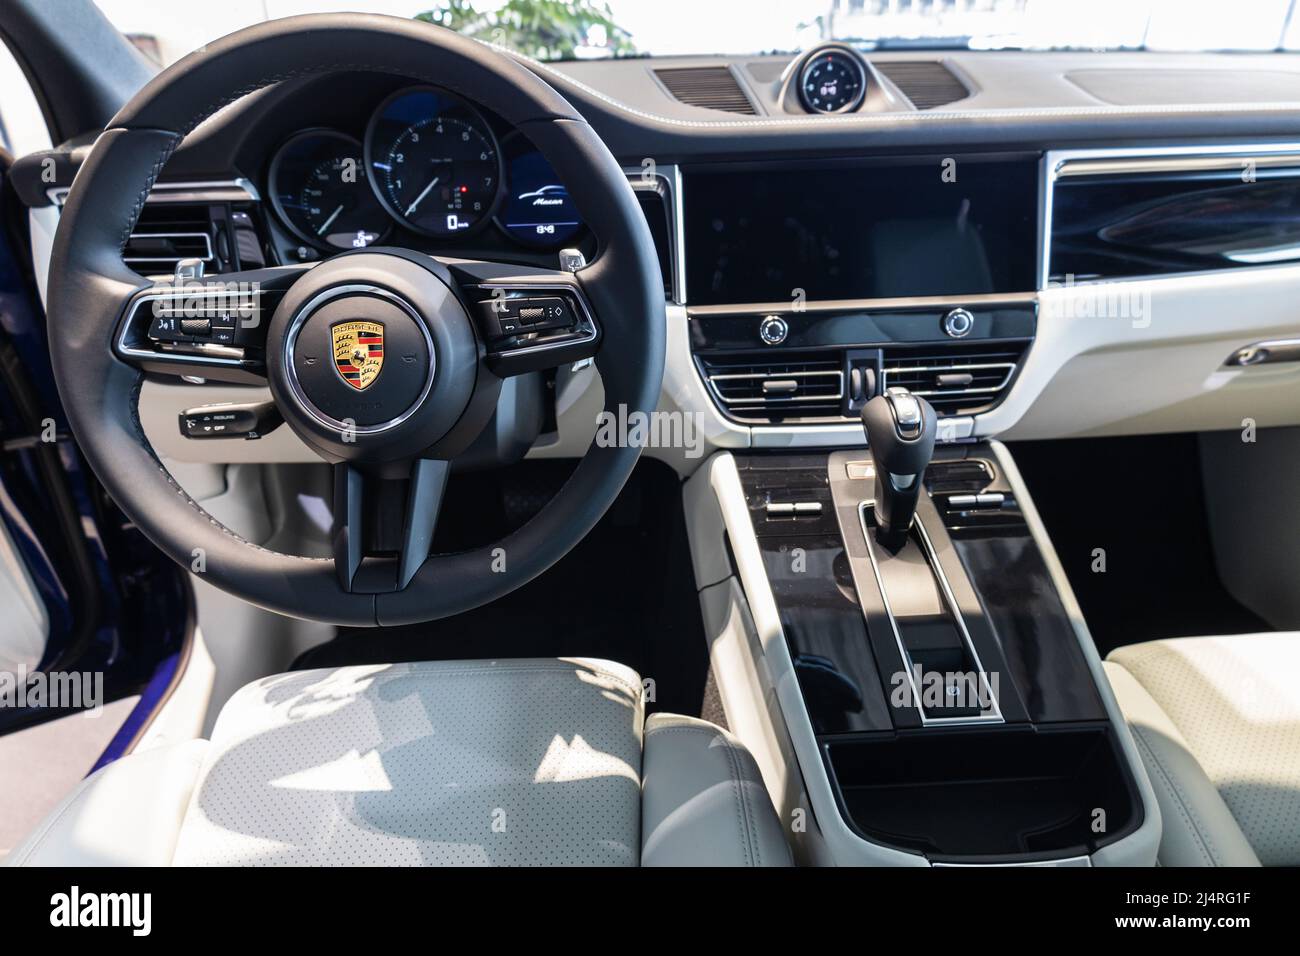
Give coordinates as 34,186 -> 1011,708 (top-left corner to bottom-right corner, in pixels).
18,44 -> 1300,467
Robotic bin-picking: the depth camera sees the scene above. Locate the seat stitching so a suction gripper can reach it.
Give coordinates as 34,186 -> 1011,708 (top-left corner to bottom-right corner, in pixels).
644,725 -> 760,866
1130,725 -> 1219,866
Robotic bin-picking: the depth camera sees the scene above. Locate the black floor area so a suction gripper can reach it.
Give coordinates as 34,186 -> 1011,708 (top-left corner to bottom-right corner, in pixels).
1010,433 -> 1270,658
294,458 -> 712,718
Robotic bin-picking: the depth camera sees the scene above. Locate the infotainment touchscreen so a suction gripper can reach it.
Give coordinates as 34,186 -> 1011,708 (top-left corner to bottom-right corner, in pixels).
683,157 -> 1038,305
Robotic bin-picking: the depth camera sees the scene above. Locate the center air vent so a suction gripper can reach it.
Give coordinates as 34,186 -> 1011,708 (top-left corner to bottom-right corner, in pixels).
654,66 -> 757,115
698,353 -> 844,423
881,344 -> 1026,413
874,60 -> 970,110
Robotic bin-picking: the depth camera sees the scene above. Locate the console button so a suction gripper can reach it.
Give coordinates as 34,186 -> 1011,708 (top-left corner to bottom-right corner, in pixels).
759,315 -> 788,345
942,308 -> 975,338
148,312 -> 184,341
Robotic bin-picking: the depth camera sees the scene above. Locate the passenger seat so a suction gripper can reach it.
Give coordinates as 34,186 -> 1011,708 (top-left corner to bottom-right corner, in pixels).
1104,633 -> 1300,866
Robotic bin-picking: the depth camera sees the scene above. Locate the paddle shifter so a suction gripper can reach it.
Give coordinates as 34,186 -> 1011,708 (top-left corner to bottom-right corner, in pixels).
861,387 -> 937,550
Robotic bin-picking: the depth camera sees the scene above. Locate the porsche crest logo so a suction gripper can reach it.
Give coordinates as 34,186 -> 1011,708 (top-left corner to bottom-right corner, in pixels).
332,321 -> 384,391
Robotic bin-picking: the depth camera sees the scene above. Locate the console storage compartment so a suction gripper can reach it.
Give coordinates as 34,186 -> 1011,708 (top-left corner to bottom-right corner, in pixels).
823,723 -> 1139,861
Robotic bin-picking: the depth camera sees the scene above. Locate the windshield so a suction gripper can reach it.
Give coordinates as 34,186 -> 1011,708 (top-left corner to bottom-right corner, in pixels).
95,0 -> 1300,65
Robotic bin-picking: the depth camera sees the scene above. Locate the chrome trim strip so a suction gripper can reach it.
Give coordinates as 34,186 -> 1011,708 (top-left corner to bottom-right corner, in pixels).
116,287 -> 251,368
672,164 -> 686,307
688,291 -> 1038,316
282,284 -> 436,436
1056,153 -> 1300,178
857,501 -> 1004,728
623,164 -> 685,305
47,176 -> 260,209
1040,142 -> 1300,291
933,855 -> 1092,868
123,231 -> 214,265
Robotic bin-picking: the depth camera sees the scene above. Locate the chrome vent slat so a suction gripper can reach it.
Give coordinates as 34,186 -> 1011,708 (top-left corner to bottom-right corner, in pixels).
654,66 -> 757,115
700,354 -> 844,420
125,202 -> 221,276
123,231 -> 215,266
881,346 -> 1024,410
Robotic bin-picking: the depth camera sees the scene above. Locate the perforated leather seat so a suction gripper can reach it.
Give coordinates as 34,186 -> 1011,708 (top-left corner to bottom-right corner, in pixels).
6,659 -> 791,867
1104,633 -> 1300,867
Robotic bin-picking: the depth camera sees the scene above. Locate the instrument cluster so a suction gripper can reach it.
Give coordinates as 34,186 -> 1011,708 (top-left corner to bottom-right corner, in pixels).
268,85 -> 584,254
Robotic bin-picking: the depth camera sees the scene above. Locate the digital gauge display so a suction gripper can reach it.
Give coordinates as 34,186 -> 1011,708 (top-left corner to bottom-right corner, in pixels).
496,134 -> 583,248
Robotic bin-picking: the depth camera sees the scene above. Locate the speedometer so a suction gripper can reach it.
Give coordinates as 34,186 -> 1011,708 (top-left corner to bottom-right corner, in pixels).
365,87 -> 502,238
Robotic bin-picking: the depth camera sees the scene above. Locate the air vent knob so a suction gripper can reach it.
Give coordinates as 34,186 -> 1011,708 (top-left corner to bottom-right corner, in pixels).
942,308 -> 974,338
759,314 -> 789,345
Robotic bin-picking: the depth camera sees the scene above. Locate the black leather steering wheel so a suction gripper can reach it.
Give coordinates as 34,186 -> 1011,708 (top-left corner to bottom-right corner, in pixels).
46,14 -> 665,626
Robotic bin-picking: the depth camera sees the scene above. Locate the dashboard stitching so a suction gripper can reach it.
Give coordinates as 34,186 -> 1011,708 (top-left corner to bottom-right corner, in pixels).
119,133 -> 182,252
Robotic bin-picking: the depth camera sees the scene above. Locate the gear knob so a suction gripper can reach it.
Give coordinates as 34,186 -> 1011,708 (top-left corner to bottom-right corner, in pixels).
861,387 -> 937,549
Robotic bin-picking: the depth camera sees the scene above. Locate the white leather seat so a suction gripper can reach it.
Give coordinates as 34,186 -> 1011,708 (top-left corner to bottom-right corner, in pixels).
1104,633 -> 1300,867
6,659 -> 791,867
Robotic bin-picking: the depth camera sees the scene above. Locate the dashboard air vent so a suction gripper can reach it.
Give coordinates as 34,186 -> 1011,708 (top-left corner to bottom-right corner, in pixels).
654,66 -> 756,115
124,202 -> 217,275
631,183 -> 675,298
881,344 -> 1026,413
874,60 -> 969,110
698,353 -> 844,423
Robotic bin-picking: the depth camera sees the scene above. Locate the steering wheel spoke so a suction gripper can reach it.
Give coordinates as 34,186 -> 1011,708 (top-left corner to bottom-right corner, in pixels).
443,258 -> 601,376
113,263 -> 312,383
333,458 -> 450,593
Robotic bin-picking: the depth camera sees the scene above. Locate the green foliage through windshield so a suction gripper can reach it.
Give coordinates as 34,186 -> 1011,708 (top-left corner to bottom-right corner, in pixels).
417,0 -> 636,61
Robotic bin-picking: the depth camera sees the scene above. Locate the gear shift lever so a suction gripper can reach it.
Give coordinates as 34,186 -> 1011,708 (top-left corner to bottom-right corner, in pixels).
861,387 -> 937,549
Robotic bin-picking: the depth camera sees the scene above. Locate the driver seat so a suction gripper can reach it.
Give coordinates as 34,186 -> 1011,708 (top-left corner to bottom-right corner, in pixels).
6,659 -> 791,867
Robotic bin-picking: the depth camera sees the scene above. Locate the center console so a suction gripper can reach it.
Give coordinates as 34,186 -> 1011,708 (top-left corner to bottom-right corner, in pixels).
683,422 -> 1160,866
677,152 -> 1160,866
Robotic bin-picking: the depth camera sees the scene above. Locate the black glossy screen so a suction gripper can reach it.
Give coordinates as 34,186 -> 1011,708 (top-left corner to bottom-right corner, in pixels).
684,158 -> 1038,305
1049,169 -> 1300,281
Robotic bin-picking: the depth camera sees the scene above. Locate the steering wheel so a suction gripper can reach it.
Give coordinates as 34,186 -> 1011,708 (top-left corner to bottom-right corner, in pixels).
46,14 -> 665,626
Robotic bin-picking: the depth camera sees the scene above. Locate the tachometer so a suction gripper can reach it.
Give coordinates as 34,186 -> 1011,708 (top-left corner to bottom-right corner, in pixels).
365,87 -> 502,238
269,130 -> 389,251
